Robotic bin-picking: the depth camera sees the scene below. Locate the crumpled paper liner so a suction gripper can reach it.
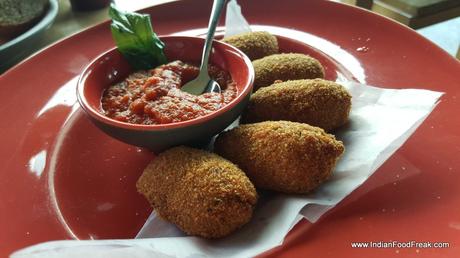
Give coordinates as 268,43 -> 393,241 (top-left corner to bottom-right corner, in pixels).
224,0 -> 251,38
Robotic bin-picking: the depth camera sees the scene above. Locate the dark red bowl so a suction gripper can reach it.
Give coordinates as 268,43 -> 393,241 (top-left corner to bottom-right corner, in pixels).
77,36 -> 254,152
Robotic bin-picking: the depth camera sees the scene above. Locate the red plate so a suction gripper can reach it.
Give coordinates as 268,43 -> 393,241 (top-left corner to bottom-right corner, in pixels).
1,0 -> 459,257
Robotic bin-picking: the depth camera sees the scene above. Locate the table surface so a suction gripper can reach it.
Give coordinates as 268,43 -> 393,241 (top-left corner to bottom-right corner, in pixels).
32,0 -> 172,52
8,0 -> 460,71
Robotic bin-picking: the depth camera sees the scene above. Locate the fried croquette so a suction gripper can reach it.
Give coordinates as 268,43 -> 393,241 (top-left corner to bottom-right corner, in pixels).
214,121 -> 344,194
252,53 -> 325,90
222,31 -> 278,60
242,79 -> 352,132
136,146 -> 257,238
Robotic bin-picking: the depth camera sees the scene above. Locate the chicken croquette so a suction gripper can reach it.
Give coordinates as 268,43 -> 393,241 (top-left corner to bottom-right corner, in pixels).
136,146 -> 257,238
214,121 -> 344,194
252,53 -> 325,90
222,31 -> 278,60
242,79 -> 352,132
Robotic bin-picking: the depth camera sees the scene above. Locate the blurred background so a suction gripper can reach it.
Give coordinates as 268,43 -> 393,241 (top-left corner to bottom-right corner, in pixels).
0,0 -> 459,73
340,0 -> 460,56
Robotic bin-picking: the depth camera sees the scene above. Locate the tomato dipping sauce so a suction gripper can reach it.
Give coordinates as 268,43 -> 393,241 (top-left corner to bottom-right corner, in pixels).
101,61 -> 237,125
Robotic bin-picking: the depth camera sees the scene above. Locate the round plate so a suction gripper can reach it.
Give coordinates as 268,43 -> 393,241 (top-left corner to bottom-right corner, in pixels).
0,0 -> 59,72
1,0 -> 459,257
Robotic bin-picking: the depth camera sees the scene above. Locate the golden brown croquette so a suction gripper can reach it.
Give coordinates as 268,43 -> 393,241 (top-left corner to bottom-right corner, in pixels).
252,53 -> 325,90
214,121 -> 344,194
242,79 -> 352,132
222,31 -> 278,60
136,146 -> 257,238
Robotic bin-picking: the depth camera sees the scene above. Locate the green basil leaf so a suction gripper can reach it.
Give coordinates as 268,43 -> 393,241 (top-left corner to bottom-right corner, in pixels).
109,4 -> 167,70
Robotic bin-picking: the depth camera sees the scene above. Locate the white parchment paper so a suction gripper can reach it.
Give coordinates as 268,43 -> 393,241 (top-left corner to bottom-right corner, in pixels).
11,82 -> 443,258
10,1 -> 445,257
224,0 -> 251,38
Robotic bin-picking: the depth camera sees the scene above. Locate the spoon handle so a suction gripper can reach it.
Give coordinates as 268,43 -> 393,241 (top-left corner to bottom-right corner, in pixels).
200,0 -> 226,73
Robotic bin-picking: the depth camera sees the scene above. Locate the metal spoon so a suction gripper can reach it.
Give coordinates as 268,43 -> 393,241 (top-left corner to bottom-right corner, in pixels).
181,0 -> 226,95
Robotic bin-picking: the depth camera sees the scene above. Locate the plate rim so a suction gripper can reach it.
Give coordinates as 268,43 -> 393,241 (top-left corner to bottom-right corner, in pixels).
2,0 -> 459,78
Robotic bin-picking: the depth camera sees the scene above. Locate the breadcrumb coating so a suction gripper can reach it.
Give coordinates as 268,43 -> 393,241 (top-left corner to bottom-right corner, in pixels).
214,121 -> 344,194
242,79 -> 352,132
136,146 -> 257,238
222,31 -> 278,60
252,53 -> 325,90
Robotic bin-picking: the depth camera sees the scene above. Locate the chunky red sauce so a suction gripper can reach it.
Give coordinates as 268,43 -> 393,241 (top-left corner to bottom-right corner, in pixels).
101,61 -> 237,125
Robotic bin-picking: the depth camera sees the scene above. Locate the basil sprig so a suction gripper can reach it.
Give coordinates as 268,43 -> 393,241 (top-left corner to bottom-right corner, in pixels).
109,4 -> 167,70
